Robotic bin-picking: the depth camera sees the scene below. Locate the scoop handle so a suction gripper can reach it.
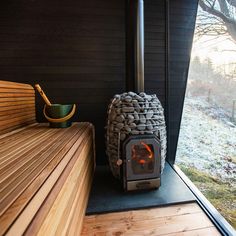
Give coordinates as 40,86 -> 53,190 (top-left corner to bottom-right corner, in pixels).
35,84 -> 52,106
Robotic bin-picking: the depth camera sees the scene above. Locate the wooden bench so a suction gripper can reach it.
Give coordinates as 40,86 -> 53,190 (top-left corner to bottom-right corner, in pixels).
0,80 -> 95,235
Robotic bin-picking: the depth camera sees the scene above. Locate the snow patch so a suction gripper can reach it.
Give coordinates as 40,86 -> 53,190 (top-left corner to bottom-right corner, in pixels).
176,97 -> 236,184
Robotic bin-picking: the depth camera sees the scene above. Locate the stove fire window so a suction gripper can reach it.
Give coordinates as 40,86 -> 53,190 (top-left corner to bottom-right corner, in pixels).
131,142 -> 154,175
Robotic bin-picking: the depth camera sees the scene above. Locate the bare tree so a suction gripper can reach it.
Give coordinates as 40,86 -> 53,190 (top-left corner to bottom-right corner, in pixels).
197,0 -> 236,42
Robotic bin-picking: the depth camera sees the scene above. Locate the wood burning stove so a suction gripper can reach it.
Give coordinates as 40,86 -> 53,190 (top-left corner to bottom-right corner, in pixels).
105,0 -> 166,191
106,92 -> 166,191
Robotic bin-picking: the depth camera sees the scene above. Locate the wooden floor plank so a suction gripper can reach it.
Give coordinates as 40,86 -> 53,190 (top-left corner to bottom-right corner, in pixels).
84,203 -> 202,224
81,203 -> 221,236
164,226 -> 221,236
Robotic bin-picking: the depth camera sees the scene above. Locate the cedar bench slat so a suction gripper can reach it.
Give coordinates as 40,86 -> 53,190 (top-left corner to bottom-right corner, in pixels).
0,80 -> 36,135
0,81 -> 95,236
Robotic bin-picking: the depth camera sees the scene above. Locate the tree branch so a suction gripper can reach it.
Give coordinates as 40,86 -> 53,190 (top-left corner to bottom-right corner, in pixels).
199,0 -> 236,25
226,0 -> 236,7
199,0 -> 236,41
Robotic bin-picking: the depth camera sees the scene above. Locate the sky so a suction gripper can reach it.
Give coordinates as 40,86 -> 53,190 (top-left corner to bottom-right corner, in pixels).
190,4 -> 236,75
191,35 -> 236,66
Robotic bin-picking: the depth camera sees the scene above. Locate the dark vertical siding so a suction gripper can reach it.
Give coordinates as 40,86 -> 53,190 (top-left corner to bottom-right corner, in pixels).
0,0 -> 126,165
0,0 -> 198,165
168,0 -> 198,163
0,0 -> 167,165
145,0 -> 166,107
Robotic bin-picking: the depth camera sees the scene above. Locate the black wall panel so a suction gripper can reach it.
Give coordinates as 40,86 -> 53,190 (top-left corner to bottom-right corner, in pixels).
144,0 -> 166,106
0,0 -> 126,165
0,0 -> 167,165
168,0 -> 198,163
0,0 -> 198,165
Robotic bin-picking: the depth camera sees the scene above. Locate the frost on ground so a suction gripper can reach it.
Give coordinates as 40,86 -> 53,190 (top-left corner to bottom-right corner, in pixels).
176,97 -> 236,185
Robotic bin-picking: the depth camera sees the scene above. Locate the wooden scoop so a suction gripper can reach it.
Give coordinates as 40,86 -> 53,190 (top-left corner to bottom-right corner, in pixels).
35,84 -> 52,106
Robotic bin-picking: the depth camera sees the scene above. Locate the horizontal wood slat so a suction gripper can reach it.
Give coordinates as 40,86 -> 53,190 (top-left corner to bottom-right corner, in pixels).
0,129 -> 76,205
0,80 -> 36,135
0,88 -> 34,94
0,100 -> 35,107
0,113 -> 35,127
0,111 -> 35,121
0,120 -> 36,135
36,141 -> 93,235
25,134 -> 93,235
0,104 -> 35,112
0,78 -> 94,236
0,97 -> 35,102
0,93 -> 35,98
165,227 -> 222,236
0,80 -> 33,90
0,122 -> 95,235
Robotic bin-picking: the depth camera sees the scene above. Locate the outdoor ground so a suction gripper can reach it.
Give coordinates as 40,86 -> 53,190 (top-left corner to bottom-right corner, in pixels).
176,96 -> 236,229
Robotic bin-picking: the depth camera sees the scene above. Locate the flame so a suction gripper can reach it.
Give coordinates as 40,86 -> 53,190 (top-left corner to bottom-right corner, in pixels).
140,142 -> 153,159
131,145 -> 136,159
139,159 -> 146,164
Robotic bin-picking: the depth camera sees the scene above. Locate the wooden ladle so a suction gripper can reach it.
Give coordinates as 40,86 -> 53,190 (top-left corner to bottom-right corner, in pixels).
35,84 -> 52,106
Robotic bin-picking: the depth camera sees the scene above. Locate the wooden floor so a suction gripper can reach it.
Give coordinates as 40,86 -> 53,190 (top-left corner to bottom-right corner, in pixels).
81,203 -> 221,236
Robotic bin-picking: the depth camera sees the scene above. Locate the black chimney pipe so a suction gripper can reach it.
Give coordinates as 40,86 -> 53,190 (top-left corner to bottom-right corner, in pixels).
126,0 -> 144,93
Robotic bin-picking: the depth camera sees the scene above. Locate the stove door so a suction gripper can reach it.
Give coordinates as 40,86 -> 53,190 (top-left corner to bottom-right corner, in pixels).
124,135 -> 161,181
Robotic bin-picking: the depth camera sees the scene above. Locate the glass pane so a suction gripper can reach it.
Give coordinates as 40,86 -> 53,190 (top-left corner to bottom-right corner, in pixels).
176,2 -> 236,229
131,142 -> 154,174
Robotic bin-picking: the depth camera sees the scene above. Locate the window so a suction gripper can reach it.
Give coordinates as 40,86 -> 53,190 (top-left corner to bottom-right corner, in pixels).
176,1 -> 236,229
